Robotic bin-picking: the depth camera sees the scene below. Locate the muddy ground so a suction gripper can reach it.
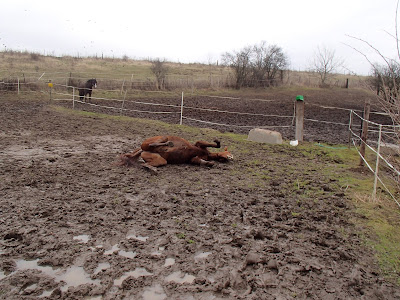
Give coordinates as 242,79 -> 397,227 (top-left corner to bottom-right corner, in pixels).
69,88 -> 391,144
1,90 -> 399,299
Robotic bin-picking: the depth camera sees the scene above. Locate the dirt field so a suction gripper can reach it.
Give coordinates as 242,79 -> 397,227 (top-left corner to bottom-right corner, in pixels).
1,90 -> 399,299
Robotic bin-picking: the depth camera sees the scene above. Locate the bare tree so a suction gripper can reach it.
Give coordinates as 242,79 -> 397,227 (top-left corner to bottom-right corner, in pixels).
311,46 -> 343,86
370,61 -> 400,98
251,42 -> 288,87
222,42 -> 288,89
347,32 -> 400,134
222,46 -> 252,89
150,59 -> 168,90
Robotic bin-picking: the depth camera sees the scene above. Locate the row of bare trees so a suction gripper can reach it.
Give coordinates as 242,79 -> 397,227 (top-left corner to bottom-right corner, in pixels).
149,42 -> 345,90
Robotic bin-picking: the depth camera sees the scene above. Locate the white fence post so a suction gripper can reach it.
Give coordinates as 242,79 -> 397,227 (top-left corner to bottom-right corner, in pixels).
72,87 -> 75,109
17,77 -> 20,94
348,110 -> 353,148
120,90 -> 127,115
372,124 -> 382,201
180,91 -> 184,125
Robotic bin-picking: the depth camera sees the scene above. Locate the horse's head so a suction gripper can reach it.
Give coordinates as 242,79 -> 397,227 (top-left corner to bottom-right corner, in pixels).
88,78 -> 97,88
214,147 -> 233,162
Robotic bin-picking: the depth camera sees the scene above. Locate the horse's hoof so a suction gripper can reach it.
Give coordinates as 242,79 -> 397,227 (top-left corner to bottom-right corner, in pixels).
206,161 -> 215,167
143,164 -> 158,174
167,141 -> 174,147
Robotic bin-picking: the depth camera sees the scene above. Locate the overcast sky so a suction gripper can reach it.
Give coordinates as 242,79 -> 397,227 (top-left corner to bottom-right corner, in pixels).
0,0 -> 399,75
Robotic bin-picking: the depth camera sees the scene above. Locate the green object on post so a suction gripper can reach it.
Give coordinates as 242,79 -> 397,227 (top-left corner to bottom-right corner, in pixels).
296,95 -> 304,101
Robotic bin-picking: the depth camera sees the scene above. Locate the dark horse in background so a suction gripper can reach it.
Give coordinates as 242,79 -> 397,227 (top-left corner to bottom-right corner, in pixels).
78,79 -> 97,102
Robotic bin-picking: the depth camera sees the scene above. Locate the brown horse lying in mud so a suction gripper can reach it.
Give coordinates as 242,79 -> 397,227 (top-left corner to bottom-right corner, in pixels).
119,135 -> 233,172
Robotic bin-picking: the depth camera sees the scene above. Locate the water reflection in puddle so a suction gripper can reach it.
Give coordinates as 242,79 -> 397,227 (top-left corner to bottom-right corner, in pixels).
104,244 -> 136,259
39,289 -> 53,298
114,268 -> 152,286
15,259 -> 100,292
104,244 -> 120,255
73,235 -> 90,243
126,234 -> 149,242
165,271 -> 195,284
194,252 -> 212,261
151,247 -> 165,257
94,262 -> 111,275
142,283 -> 167,300
0,270 -> 6,280
164,258 -> 175,267
118,250 -> 137,259
60,266 -> 100,291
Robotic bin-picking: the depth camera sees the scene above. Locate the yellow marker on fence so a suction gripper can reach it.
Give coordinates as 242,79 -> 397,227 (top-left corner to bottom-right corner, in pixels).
48,82 -> 53,101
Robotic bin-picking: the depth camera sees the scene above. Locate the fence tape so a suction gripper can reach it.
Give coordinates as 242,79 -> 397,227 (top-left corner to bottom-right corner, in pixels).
352,110 -> 400,128
184,105 -> 293,119
305,118 -> 349,126
182,116 -> 292,128
202,95 -> 275,102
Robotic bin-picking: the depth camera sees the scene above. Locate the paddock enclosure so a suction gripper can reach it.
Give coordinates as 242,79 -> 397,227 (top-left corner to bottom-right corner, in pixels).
1,88 -> 400,299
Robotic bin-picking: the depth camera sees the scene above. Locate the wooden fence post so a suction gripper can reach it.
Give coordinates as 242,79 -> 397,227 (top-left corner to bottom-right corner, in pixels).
359,98 -> 371,166
295,95 -> 304,142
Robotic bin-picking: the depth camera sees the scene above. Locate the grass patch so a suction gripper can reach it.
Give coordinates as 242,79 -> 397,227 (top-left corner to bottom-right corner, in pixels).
300,142 -> 400,284
354,196 -> 400,284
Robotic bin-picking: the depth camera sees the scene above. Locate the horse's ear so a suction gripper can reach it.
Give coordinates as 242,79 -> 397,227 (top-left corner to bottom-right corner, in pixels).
224,146 -> 228,151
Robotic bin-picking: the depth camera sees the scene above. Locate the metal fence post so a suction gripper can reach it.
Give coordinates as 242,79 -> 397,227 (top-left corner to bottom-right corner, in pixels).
348,110 -> 353,148
372,124 -> 382,201
359,98 -> 371,166
180,92 -> 184,125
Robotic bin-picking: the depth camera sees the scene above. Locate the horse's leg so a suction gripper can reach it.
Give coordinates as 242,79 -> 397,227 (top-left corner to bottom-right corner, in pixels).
78,89 -> 84,101
194,139 -> 220,149
88,91 -> 92,102
149,141 -> 174,147
142,136 -> 174,150
118,148 -> 143,166
140,152 -> 168,173
190,156 -> 214,167
124,148 -> 143,159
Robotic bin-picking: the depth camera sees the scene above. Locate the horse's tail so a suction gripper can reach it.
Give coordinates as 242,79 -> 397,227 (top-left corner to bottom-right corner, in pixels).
117,148 -> 143,167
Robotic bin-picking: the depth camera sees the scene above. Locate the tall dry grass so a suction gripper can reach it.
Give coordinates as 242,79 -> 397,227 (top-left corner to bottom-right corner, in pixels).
0,50 -> 370,91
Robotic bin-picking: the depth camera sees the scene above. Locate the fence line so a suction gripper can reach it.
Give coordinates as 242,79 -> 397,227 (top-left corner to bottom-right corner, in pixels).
48,84 -> 296,129
3,76 -> 399,206
350,110 -> 400,207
